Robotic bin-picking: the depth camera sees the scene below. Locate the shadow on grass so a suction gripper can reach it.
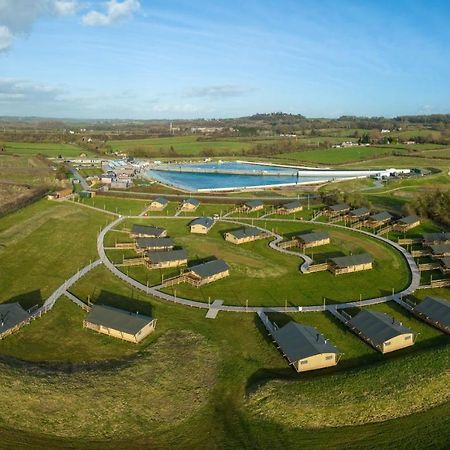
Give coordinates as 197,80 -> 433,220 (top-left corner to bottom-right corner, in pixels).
93,290 -> 153,317
5,290 -> 43,310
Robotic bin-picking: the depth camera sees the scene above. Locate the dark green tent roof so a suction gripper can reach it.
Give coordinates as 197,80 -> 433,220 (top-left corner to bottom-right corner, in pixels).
330,253 -> 373,268
296,231 -> 330,244
190,259 -> 229,279
413,297 -> 450,328
329,203 -> 350,212
131,224 -> 166,237
430,243 -> 450,255
227,227 -> 265,240
370,211 -> 392,222
190,217 -> 214,229
135,237 -> 174,249
398,215 -> 420,225
349,207 -> 370,217
349,310 -> 414,346
0,303 -> 30,335
272,321 -> 339,363
86,305 -> 153,335
423,232 -> 450,243
147,249 -> 187,263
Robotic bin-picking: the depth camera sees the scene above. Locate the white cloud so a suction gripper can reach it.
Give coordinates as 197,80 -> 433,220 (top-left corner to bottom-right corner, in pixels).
0,25 -> 12,50
54,0 -> 79,16
0,0 -> 78,51
82,0 -> 140,27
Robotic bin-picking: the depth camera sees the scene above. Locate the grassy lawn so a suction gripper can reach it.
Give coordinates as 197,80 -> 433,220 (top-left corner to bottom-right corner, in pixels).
76,195 -> 147,215
111,218 -> 412,306
108,135 -> 279,156
0,199 -> 112,305
3,141 -> 87,157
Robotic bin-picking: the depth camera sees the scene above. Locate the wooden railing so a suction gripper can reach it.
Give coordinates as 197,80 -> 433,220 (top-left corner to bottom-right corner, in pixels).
305,263 -> 329,273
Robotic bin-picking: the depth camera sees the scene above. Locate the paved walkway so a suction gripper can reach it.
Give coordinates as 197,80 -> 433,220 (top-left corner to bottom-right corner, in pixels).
95,215 -> 421,314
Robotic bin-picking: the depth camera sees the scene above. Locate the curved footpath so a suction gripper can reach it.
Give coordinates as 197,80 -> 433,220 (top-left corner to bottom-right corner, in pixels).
93,214 -> 420,313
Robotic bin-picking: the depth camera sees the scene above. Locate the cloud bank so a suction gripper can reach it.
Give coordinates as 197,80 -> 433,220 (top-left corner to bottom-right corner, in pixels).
185,84 -> 254,99
82,0 -> 140,26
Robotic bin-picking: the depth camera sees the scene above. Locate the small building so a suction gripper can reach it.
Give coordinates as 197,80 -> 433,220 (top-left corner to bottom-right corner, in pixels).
326,203 -> 350,217
394,215 -> 421,231
429,243 -> 450,258
277,200 -> 303,215
146,249 -> 188,269
295,231 -> 330,249
0,303 -> 31,339
224,227 -> 269,245
100,174 -> 114,184
439,257 -> 450,274
238,200 -> 264,213
348,309 -> 416,353
329,253 -> 373,275
83,304 -> 156,343
368,211 -> 393,227
272,321 -> 340,372
135,237 -> 174,252
186,259 -> 230,286
348,207 -> 370,222
148,197 -> 169,211
47,187 -> 73,200
190,217 -> 215,234
423,232 -> 450,245
130,224 -> 167,238
412,296 -> 450,334
180,198 -> 200,211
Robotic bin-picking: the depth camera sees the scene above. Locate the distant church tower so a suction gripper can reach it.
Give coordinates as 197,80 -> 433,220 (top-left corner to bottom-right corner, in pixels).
169,121 -> 173,135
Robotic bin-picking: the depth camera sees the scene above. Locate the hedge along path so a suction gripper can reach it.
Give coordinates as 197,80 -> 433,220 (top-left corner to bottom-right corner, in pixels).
95,214 -> 419,313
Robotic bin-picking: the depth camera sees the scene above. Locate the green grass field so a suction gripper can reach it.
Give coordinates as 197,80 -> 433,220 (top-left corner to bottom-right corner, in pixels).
0,185 -> 449,449
106,217 -> 411,306
3,141 -> 87,157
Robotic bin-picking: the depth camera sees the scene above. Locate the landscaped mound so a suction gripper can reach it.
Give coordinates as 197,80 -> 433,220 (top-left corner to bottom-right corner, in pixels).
247,344 -> 450,428
0,330 -> 218,438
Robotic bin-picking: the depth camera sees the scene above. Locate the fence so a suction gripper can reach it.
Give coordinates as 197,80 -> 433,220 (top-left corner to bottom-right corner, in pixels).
398,238 -> 422,245
305,263 -> 329,273
376,225 -> 393,236
278,239 -> 297,249
115,242 -> 134,249
418,262 -> 440,271
117,257 -> 145,267
411,249 -> 430,257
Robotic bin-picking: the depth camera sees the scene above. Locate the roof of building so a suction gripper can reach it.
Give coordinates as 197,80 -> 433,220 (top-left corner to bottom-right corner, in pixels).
183,198 -> 200,207
131,224 -> 166,237
243,199 -> 263,208
280,200 -> 302,210
370,211 -> 393,222
349,309 -> 413,346
189,259 -> 229,279
413,296 -> 450,328
423,232 -> 450,242
135,237 -> 174,249
330,253 -> 373,268
227,227 -> 266,240
190,217 -> 214,229
398,215 -> 420,225
151,196 -> 168,205
85,304 -> 153,336
349,207 -> 370,217
0,303 -> 30,335
329,203 -> 350,212
296,231 -> 330,244
146,249 -> 187,263
430,243 -> 450,254
439,257 -> 450,268
272,321 -> 339,362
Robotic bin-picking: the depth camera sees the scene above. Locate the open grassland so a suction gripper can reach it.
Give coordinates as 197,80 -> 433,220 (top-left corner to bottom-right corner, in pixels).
2,260 -> 447,449
108,135 -> 279,156
110,217 -> 411,306
2,141 -> 86,157
76,195 -> 147,216
0,154 -> 55,185
0,200 -> 111,305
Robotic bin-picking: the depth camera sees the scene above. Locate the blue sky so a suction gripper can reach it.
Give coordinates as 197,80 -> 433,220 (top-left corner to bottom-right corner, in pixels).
0,0 -> 449,119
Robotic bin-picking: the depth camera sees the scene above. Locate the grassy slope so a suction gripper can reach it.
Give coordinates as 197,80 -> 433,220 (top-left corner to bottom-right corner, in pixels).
3,141 -> 86,157
0,199 -> 111,305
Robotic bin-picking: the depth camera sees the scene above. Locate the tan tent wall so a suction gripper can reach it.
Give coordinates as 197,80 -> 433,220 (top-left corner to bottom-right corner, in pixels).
181,203 -> 198,211
225,232 -> 267,245
294,353 -> 339,372
394,220 -> 421,231
188,269 -> 230,286
381,333 -> 415,353
190,224 -> 209,234
299,237 -> 330,249
277,205 -> 303,215
83,319 -> 156,343
145,258 -> 187,269
330,261 -> 373,275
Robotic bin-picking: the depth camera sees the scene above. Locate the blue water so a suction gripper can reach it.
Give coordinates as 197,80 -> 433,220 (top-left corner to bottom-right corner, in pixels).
146,162 -> 350,191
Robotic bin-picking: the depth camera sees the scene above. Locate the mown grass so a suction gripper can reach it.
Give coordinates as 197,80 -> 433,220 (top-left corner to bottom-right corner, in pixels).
0,199 -> 111,304
3,141 -> 87,157
109,217 -> 411,306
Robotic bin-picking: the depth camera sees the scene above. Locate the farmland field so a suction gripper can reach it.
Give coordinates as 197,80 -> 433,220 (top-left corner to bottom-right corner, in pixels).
2,141 -> 86,157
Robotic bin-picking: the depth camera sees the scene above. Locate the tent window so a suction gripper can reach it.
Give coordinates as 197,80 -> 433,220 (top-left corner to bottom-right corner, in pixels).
404,335 -> 411,340
385,341 -> 391,346
300,360 -> 308,365
325,355 -> 333,360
